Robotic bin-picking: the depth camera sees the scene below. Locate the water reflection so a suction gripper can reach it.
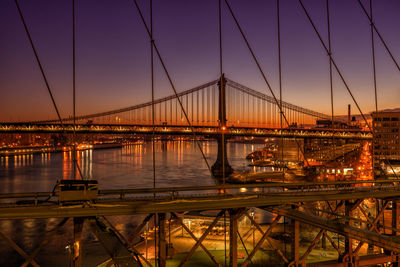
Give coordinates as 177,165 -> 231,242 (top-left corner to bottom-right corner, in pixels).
0,141 -> 270,193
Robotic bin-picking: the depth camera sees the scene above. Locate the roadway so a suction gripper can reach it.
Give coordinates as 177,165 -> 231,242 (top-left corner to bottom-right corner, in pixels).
0,123 -> 372,140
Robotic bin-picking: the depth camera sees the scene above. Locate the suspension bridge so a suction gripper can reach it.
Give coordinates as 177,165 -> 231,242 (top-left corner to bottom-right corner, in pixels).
1,0 -> 400,266
0,77 -> 370,139
27,78 -> 330,127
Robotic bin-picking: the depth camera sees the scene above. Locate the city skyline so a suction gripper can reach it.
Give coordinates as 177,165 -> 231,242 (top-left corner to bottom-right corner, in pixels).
1,0 -> 400,122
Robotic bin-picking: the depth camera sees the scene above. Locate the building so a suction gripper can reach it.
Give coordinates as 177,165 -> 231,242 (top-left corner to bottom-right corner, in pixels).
372,111 -> 400,176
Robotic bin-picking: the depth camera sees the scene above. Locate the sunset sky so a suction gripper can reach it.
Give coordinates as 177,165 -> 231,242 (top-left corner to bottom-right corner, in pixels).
1,0 -> 400,122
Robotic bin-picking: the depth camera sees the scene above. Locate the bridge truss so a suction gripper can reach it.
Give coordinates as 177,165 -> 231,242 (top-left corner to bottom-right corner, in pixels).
1,180 -> 400,266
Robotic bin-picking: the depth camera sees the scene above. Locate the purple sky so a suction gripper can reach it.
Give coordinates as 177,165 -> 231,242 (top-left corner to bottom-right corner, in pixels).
1,0 -> 400,122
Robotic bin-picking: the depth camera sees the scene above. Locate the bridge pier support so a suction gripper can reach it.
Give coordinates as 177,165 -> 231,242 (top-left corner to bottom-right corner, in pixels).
212,74 -> 233,180
212,135 -> 233,179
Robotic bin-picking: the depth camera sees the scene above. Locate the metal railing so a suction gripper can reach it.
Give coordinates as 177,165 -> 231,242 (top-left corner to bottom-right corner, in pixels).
0,179 -> 398,204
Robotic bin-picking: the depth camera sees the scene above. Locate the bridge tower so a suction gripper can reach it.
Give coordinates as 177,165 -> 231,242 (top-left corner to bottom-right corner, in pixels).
211,74 -> 233,179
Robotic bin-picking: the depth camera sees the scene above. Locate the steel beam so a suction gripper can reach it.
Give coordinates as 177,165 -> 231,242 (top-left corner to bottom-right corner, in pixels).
342,200 -> 355,266
299,201 -> 344,262
308,253 -> 398,266
229,209 -> 239,267
0,230 -> 40,267
290,211 -> 300,266
21,218 -> 69,267
393,201 -> 399,236
352,200 -> 390,254
171,213 -> 222,267
178,210 -> 225,267
87,217 -> 141,267
158,213 -> 166,267
244,212 -> 288,263
129,214 -> 153,245
241,215 -> 282,267
393,201 -> 399,267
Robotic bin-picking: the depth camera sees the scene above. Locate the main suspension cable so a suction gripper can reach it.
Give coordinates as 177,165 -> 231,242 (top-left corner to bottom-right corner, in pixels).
132,0 -> 214,178
14,0 -> 64,126
224,0 -> 310,168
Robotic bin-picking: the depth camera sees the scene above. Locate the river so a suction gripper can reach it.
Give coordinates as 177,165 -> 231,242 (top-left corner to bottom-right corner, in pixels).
0,141 -> 271,193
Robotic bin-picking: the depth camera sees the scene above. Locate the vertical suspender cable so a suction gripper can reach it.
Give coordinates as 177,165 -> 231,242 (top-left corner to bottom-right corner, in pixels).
277,0 -> 284,183
219,0 -> 226,187
218,1 -> 227,264
72,0 -> 77,179
326,0 -> 336,181
276,0 -> 287,257
369,0 -> 383,236
326,0 -> 335,180
326,0 -> 339,251
370,0 -> 379,173
149,1 -> 157,266
151,0 -> 155,193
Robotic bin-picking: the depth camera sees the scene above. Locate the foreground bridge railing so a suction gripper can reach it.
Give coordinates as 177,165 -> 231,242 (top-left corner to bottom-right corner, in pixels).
0,179 -> 395,204
1,179 -> 400,266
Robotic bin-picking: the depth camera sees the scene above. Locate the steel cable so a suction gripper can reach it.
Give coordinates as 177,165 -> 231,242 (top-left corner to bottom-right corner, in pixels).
224,0 -> 311,168
132,0 -> 214,179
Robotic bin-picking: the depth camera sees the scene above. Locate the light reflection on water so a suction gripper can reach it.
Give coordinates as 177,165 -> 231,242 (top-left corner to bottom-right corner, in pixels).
0,141 -> 268,193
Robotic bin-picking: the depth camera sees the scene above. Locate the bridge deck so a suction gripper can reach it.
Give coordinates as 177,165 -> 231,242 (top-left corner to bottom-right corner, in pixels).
0,123 -> 372,139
